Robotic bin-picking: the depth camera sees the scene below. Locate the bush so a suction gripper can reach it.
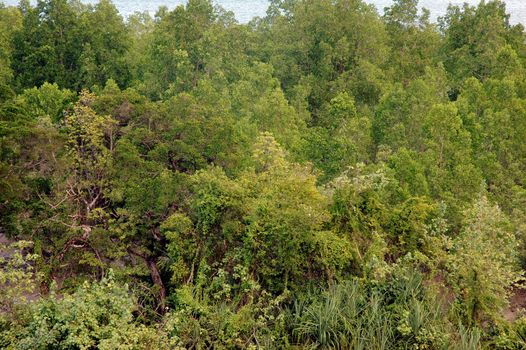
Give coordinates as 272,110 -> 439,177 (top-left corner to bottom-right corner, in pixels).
5,272 -> 166,350
291,268 -> 451,349
162,284 -> 288,349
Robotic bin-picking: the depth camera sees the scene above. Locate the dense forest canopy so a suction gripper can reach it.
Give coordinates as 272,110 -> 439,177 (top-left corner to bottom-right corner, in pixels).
1,0 -> 526,348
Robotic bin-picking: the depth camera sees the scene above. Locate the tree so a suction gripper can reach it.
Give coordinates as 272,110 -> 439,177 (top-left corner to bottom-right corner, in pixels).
0,85 -> 61,237
448,195 -> 521,325
11,0 -> 131,90
388,147 -> 429,198
17,82 -> 75,123
373,64 -> 449,152
301,92 -> 372,182
164,133 -> 353,294
0,4 -> 22,86
421,103 -> 481,222
455,69 -> 526,210
143,0 -> 219,98
257,0 -> 389,111
12,0 -> 87,89
26,92 -> 116,291
440,0 -> 525,88
231,62 -> 306,152
80,0 -> 131,88
384,0 -> 441,83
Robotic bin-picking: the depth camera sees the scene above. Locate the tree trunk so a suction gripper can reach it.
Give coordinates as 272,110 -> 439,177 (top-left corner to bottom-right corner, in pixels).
146,256 -> 166,312
127,247 -> 167,313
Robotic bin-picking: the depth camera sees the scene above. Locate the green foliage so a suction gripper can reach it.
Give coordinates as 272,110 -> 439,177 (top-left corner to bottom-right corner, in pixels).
1,0 -> 526,348
260,0 -> 389,109
170,134 -> 352,293
163,285 -> 288,349
291,268 -> 452,349
384,0 -> 441,82
440,0 -> 524,86
18,82 -> 75,122
141,0 -> 220,98
301,92 -> 372,182
0,4 -> 22,85
494,317 -> 526,349
0,241 -> 38,312
453,324 -> 481,350
448,195 -> 521,325
5,272 -> 165,350
79,0 -> 131,88
0,85 -> 62,236
11,0 -> 130,90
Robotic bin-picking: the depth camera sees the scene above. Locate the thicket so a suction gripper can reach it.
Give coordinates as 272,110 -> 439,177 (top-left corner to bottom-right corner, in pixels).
1,0 -> 526,348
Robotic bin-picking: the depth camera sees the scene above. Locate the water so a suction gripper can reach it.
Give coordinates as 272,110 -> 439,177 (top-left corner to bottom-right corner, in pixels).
2,0 -> 525,24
